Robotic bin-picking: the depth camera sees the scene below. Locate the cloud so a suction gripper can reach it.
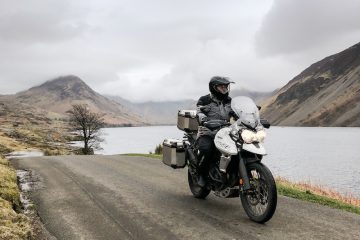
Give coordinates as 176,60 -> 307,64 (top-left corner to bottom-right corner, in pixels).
2,0 -> 359,102
0,0 -> 88,44
0,0 -> 275,100
255,0 -> 360,57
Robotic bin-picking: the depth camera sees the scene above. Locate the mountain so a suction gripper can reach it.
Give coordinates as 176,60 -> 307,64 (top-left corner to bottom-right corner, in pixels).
107,89 -> 271,124
230,88 -> 273,103
106,95 -> 196,124
261,42 -> 360,127
13,75 -> 146,126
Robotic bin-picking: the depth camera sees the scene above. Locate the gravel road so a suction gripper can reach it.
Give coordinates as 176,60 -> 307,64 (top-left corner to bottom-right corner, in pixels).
12,155 -> 360,240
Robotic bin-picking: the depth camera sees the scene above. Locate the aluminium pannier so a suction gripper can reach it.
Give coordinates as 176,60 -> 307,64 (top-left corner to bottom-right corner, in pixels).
177,110 -> 198,132
162,139 -> 186,169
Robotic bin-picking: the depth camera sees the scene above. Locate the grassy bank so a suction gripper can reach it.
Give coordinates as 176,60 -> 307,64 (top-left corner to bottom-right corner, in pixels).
0,157 -> 32,239
0,124 -> 74,156
0,112 -> 76,239
0,106 -> 76,157
276,177 -> 360,215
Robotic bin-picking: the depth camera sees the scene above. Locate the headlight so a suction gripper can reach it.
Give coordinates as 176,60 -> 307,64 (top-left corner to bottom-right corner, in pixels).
240,129 -> 266,143
256,130 -> 266,142
241,130 -> 256,143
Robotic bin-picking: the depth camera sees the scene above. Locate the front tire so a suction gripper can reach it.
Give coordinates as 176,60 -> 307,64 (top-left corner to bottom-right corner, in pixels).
188,168 -> 210,199
240,162 -> 277,223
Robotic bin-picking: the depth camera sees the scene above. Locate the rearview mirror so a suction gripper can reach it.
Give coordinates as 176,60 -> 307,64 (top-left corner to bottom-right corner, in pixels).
260,118 -> 270,129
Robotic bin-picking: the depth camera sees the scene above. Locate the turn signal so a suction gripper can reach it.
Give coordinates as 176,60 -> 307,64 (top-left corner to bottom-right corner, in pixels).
239,178 -> 243,185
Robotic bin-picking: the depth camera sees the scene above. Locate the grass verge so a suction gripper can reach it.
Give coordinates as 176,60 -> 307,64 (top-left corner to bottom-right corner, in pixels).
0,157 -> 33,239
276,177 -> 360,215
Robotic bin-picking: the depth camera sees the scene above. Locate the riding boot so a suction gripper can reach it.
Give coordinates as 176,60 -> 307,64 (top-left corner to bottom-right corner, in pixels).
197,153 -> 210,187
196,135 -> 214,188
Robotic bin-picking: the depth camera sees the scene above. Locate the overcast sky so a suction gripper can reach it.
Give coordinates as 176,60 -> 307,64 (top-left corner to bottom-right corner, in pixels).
1,0 -> 359,102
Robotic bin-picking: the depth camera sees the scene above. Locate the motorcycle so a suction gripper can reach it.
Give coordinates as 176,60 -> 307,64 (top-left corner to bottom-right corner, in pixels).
162,96 -> 277,223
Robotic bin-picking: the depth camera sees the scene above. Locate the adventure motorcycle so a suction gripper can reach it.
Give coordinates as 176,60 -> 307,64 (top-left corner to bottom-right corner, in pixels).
162,96 -> 277,223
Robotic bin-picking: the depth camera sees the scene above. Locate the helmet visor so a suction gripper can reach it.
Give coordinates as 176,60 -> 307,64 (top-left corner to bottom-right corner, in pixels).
215,84 -> 230,94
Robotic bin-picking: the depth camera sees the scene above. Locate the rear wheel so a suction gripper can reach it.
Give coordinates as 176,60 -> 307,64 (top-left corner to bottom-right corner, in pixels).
188,168 -> 210,199
240,162 -> 277,223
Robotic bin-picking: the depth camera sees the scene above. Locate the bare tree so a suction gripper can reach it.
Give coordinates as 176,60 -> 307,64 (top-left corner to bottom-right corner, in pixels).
67,104 -> 105,154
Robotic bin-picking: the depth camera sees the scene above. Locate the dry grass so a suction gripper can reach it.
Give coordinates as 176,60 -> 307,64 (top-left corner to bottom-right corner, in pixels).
43,148 -> 69,156
276,177 -> 360,208
0,157 -> 9,165
0,99 -> 76,156
0,158 -> 20,208
0,157 -> 33,239
0,198 -> 32,240
0,134 -> 28,152
0,122 -> 75,156
0,102 -> 76,239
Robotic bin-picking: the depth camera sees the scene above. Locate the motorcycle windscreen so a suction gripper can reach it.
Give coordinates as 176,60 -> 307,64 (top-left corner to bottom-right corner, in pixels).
231,96 -> 260,129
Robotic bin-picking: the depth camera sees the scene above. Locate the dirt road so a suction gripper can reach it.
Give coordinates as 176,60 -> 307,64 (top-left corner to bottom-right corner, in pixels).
12,155 -> 360,240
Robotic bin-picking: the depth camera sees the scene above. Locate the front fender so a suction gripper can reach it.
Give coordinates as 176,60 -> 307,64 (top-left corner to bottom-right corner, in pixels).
242,143 -> 266,155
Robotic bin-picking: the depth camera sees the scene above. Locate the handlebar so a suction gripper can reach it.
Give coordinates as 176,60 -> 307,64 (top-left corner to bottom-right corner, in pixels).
202,120 -> 230,130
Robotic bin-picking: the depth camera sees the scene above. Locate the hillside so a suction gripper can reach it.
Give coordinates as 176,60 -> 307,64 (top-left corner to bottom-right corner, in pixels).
0,97 -> 74,155
106,95 -> 195,124
261,42 -> 360,127
13,75 -> 146,126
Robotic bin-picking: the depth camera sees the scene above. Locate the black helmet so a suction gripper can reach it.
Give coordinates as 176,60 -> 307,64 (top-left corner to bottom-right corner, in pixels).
209,76 -> 234,100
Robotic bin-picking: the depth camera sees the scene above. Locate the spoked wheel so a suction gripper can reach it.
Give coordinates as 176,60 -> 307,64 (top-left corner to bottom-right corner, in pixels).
188,168 -> 210,199
240,162 -> 277,223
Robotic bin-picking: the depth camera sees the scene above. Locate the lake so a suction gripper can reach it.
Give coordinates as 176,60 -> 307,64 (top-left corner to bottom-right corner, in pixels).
97,126 -> 360,197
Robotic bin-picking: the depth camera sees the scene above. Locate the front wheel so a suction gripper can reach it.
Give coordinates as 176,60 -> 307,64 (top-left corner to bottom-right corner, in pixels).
188,168 -> 210,199
240,162 -> 277,223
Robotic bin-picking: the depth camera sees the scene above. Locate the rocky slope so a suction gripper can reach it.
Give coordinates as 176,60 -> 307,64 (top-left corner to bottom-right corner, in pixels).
13,75 -> 146,126
261,42 -> 360,127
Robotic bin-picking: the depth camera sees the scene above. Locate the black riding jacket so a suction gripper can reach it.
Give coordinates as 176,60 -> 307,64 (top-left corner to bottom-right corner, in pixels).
196,94 -> 232,137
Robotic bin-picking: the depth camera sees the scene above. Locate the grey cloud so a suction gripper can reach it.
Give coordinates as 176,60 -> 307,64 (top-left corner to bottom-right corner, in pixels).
0,0 -> 87,43
4,0 -> 351,102
255,0 -> 360,57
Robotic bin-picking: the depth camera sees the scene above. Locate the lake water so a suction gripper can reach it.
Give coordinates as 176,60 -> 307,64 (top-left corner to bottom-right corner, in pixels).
97,126 -> 360,197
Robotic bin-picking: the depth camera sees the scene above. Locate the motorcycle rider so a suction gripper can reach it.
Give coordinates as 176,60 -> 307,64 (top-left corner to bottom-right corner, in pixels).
196,76 -> 234,187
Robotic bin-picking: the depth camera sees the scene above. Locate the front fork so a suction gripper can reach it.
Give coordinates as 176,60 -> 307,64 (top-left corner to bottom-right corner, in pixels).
239,153 -> 251,191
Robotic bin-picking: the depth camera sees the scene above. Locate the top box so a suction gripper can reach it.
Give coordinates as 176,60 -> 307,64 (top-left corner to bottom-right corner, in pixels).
177,110 -> 198,132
